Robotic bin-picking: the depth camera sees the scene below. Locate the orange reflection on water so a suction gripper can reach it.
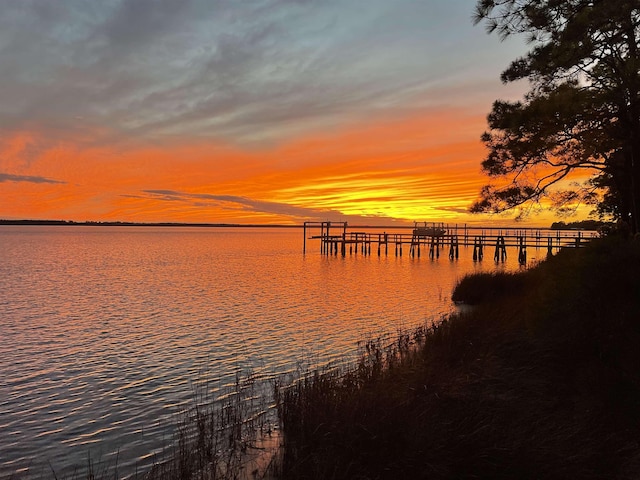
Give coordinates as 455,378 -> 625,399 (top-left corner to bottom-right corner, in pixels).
1,226 -> 538,477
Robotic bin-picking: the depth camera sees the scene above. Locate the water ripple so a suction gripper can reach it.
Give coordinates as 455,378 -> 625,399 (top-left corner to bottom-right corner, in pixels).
0,226 -> 522,477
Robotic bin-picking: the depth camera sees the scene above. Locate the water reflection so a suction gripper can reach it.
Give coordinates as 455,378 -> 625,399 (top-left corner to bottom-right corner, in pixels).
0,226 -> 526,477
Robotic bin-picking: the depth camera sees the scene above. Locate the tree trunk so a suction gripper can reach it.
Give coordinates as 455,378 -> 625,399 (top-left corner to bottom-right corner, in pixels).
624,7 -> 640,234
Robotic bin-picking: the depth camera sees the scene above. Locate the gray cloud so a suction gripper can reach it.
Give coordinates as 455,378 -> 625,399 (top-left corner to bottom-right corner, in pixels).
0,0 -> 526,151
140,189 -> 395,223
0,173 -> 66,184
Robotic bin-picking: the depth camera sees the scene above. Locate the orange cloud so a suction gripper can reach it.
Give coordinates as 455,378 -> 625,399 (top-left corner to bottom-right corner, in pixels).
0,109 -> 577,226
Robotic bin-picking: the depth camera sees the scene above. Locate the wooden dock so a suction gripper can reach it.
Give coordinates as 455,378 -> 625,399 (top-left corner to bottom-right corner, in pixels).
303,221 -> 596,265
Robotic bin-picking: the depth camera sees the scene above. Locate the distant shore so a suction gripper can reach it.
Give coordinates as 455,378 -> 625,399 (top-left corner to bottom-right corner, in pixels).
0,218 -> 611,231
0,219 -> 301,228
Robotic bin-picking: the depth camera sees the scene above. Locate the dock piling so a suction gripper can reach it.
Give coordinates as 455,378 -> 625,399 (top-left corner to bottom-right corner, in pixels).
494,236 -> 507,263
518,236 -> 527,265
304,221 -> 592,262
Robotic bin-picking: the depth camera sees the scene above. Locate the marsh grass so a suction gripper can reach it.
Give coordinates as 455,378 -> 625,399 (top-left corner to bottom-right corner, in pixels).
273,236 -> 640,479
451,270 -> 530,305
18,368 -> 278,480
143,369 -> 278,480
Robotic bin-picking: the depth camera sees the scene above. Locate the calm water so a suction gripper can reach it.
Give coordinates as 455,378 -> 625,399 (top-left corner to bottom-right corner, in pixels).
0,226 -> 530,477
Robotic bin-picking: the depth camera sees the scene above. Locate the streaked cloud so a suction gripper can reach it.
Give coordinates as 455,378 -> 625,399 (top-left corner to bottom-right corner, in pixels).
0,0 -> 525,148
0,1 -> 552,225
0,173 -> 66,185
138,189 -> 378,223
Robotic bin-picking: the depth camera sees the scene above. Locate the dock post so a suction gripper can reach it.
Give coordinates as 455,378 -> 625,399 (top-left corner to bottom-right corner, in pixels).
494,236 -> 507,263
324,223 -> 328,255
342,223 -> 347,257
518,236 -> 527,265
303,222 -> 307,254
473,236 -> 484,261
305,222 -> 593,258
449,235 -> 459,260
321,222 -> 329,255
324,222 -> 329,255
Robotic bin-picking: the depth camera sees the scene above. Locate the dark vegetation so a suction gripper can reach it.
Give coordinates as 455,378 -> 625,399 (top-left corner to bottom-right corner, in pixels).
274,236 -> 640,479
550,220 -> 612,231
451,271 -> 529,305
470,1 -> 640,233
0,219 -> 298,228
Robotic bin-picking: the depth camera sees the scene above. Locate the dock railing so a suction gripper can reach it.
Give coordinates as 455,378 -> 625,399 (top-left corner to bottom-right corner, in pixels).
303,221 -> 597,264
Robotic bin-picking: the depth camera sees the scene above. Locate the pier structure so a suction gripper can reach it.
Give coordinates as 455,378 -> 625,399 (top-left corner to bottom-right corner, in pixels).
303,221 -> 595,263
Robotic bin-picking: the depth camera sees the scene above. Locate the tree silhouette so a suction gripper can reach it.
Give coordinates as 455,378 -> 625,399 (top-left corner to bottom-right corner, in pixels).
472,0 -> 640,232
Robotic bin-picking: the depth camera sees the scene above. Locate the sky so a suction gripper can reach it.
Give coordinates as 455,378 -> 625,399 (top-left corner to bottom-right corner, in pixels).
0,0 -> 579,226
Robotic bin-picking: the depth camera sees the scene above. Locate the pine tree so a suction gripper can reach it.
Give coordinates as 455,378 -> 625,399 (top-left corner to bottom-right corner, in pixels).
473,0 -> 640,232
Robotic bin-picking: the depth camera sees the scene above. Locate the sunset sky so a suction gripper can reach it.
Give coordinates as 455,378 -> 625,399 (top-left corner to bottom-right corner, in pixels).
0,0 -> 585,226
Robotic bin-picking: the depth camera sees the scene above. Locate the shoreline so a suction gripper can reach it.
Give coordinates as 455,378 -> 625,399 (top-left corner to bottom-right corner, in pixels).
0,219 -> 302,228
271,235 -> 640,478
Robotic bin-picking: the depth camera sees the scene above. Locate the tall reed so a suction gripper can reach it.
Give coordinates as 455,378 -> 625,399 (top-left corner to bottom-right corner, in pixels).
145,368 -> 276,480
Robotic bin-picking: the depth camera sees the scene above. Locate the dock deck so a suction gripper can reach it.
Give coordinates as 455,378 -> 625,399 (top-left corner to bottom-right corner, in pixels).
303,221 -> 596,265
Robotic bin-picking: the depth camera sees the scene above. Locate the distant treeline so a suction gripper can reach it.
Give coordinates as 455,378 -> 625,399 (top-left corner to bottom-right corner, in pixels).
0,218 -> 612,231
0,219 -> 82,225
550,220 -> 611,231
0,219 -> 299,228
0,219 -> 184,226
